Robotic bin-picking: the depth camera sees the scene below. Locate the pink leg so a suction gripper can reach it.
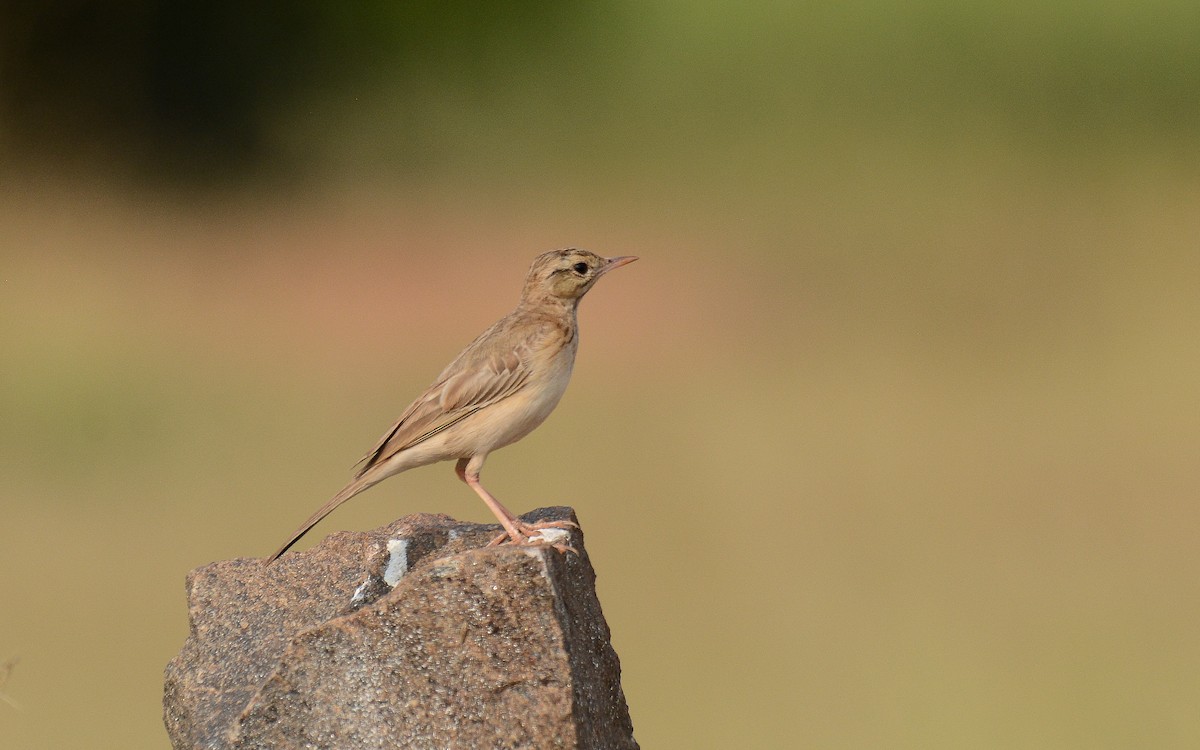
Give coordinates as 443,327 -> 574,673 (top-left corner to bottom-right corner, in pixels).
455,457 -> 577,554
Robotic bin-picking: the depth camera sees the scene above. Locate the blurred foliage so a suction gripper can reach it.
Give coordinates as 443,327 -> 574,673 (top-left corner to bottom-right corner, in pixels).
0,0 -> 589,176
2,1 -> 1199,182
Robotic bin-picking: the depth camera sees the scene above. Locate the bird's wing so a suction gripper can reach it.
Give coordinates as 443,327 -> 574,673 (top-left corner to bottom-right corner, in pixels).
354,322 -> 543,476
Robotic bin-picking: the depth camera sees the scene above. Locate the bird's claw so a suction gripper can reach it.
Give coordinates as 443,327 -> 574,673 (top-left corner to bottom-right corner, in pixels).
488,520 -> 579,555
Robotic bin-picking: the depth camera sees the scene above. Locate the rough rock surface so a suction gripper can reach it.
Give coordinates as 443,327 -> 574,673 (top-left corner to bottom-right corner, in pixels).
163,507 -> 638,750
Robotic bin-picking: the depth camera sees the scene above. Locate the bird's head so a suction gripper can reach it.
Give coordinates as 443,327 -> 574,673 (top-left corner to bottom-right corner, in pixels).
522,248 -> 638,305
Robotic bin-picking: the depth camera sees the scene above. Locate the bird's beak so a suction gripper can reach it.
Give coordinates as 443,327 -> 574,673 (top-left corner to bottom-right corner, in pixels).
599,255 -> 639,275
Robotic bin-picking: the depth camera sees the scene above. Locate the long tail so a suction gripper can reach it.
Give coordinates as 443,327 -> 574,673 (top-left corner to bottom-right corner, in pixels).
265,474 -> 379,564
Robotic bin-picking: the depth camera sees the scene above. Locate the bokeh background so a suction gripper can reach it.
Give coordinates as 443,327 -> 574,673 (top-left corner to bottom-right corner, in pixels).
3,2 -> 1199,747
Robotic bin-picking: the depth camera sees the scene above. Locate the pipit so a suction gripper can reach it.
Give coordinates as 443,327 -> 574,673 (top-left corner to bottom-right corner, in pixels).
267,248 -> 637,562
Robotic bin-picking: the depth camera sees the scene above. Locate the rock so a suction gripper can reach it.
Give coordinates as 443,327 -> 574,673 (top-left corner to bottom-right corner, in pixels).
163,507 -> 638,750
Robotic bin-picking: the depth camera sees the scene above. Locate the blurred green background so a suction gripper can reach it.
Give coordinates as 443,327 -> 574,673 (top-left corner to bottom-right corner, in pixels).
3,2 -> 1199,747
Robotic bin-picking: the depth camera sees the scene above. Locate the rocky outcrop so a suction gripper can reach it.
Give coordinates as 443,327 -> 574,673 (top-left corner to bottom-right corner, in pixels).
164,507 -> 637,750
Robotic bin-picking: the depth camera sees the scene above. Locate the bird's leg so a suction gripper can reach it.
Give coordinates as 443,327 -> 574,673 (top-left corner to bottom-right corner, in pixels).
455,458 -> 578,554
455,458 -> 524,543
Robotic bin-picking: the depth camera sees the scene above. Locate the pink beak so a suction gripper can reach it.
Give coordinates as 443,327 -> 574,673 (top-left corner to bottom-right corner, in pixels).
600,256 -> 639,275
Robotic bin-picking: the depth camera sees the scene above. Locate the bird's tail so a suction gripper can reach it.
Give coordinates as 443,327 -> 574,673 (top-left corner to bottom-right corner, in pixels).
265,474 -> 379,564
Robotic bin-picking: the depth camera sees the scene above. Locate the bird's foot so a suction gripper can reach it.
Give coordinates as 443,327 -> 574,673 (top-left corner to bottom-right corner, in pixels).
488,519 -> 579,555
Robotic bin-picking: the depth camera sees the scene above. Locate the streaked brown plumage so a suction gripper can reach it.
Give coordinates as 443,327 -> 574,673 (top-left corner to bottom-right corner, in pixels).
267,248 -> 637,562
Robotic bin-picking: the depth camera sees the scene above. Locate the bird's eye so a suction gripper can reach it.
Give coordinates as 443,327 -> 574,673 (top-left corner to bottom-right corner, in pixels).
572,262 -> 589,275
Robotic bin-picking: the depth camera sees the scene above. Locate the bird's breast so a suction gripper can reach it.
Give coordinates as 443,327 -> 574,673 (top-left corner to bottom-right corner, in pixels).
455,335 -> 576,456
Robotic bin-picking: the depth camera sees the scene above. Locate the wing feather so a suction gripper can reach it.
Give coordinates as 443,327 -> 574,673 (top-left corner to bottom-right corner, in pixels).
353,319 -> 546,477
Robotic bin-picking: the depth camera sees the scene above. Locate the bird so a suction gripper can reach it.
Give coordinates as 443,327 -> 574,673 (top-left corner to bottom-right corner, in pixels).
267,248 -> 637,563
